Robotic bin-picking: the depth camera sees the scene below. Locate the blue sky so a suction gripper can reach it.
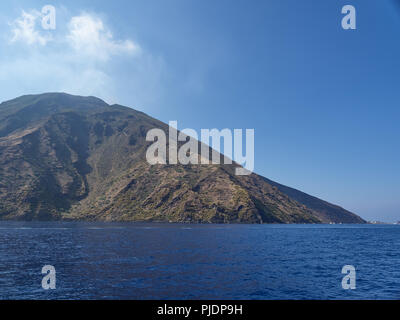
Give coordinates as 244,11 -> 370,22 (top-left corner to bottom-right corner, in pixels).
0,0 -> 399,222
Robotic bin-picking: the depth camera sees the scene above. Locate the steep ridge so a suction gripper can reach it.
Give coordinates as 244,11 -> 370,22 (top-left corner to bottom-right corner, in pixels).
0,93 -> 365,223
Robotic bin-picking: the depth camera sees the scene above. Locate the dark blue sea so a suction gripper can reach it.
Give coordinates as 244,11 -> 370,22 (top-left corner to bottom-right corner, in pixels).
0,222 -> 399,300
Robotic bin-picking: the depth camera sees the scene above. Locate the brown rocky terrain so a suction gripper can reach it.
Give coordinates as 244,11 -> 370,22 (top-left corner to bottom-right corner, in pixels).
0,93 -> 365,223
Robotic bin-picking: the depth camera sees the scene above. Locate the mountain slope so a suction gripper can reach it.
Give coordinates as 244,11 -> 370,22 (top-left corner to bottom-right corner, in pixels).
0,93 -> 365,223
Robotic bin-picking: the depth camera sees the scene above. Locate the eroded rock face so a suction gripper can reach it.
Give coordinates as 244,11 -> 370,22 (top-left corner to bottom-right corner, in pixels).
0,93 -> 365,223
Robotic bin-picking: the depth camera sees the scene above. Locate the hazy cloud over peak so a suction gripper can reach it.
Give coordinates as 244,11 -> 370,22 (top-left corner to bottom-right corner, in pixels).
10,10 -> 51,45
1,7 -> 163,108
67,14 -> 140,61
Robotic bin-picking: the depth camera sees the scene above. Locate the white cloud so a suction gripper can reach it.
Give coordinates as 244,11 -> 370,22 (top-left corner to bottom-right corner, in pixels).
10,10 -> 51,45
1,9 -> 164,108
67,14 -> 140,61
9,10 -> 139,61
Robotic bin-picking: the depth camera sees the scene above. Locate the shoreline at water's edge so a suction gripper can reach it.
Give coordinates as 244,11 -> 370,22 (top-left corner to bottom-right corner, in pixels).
0,218 -> 390,225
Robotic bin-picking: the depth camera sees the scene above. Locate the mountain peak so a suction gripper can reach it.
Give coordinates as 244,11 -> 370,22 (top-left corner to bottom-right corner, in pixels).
1,92 -> 109,108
